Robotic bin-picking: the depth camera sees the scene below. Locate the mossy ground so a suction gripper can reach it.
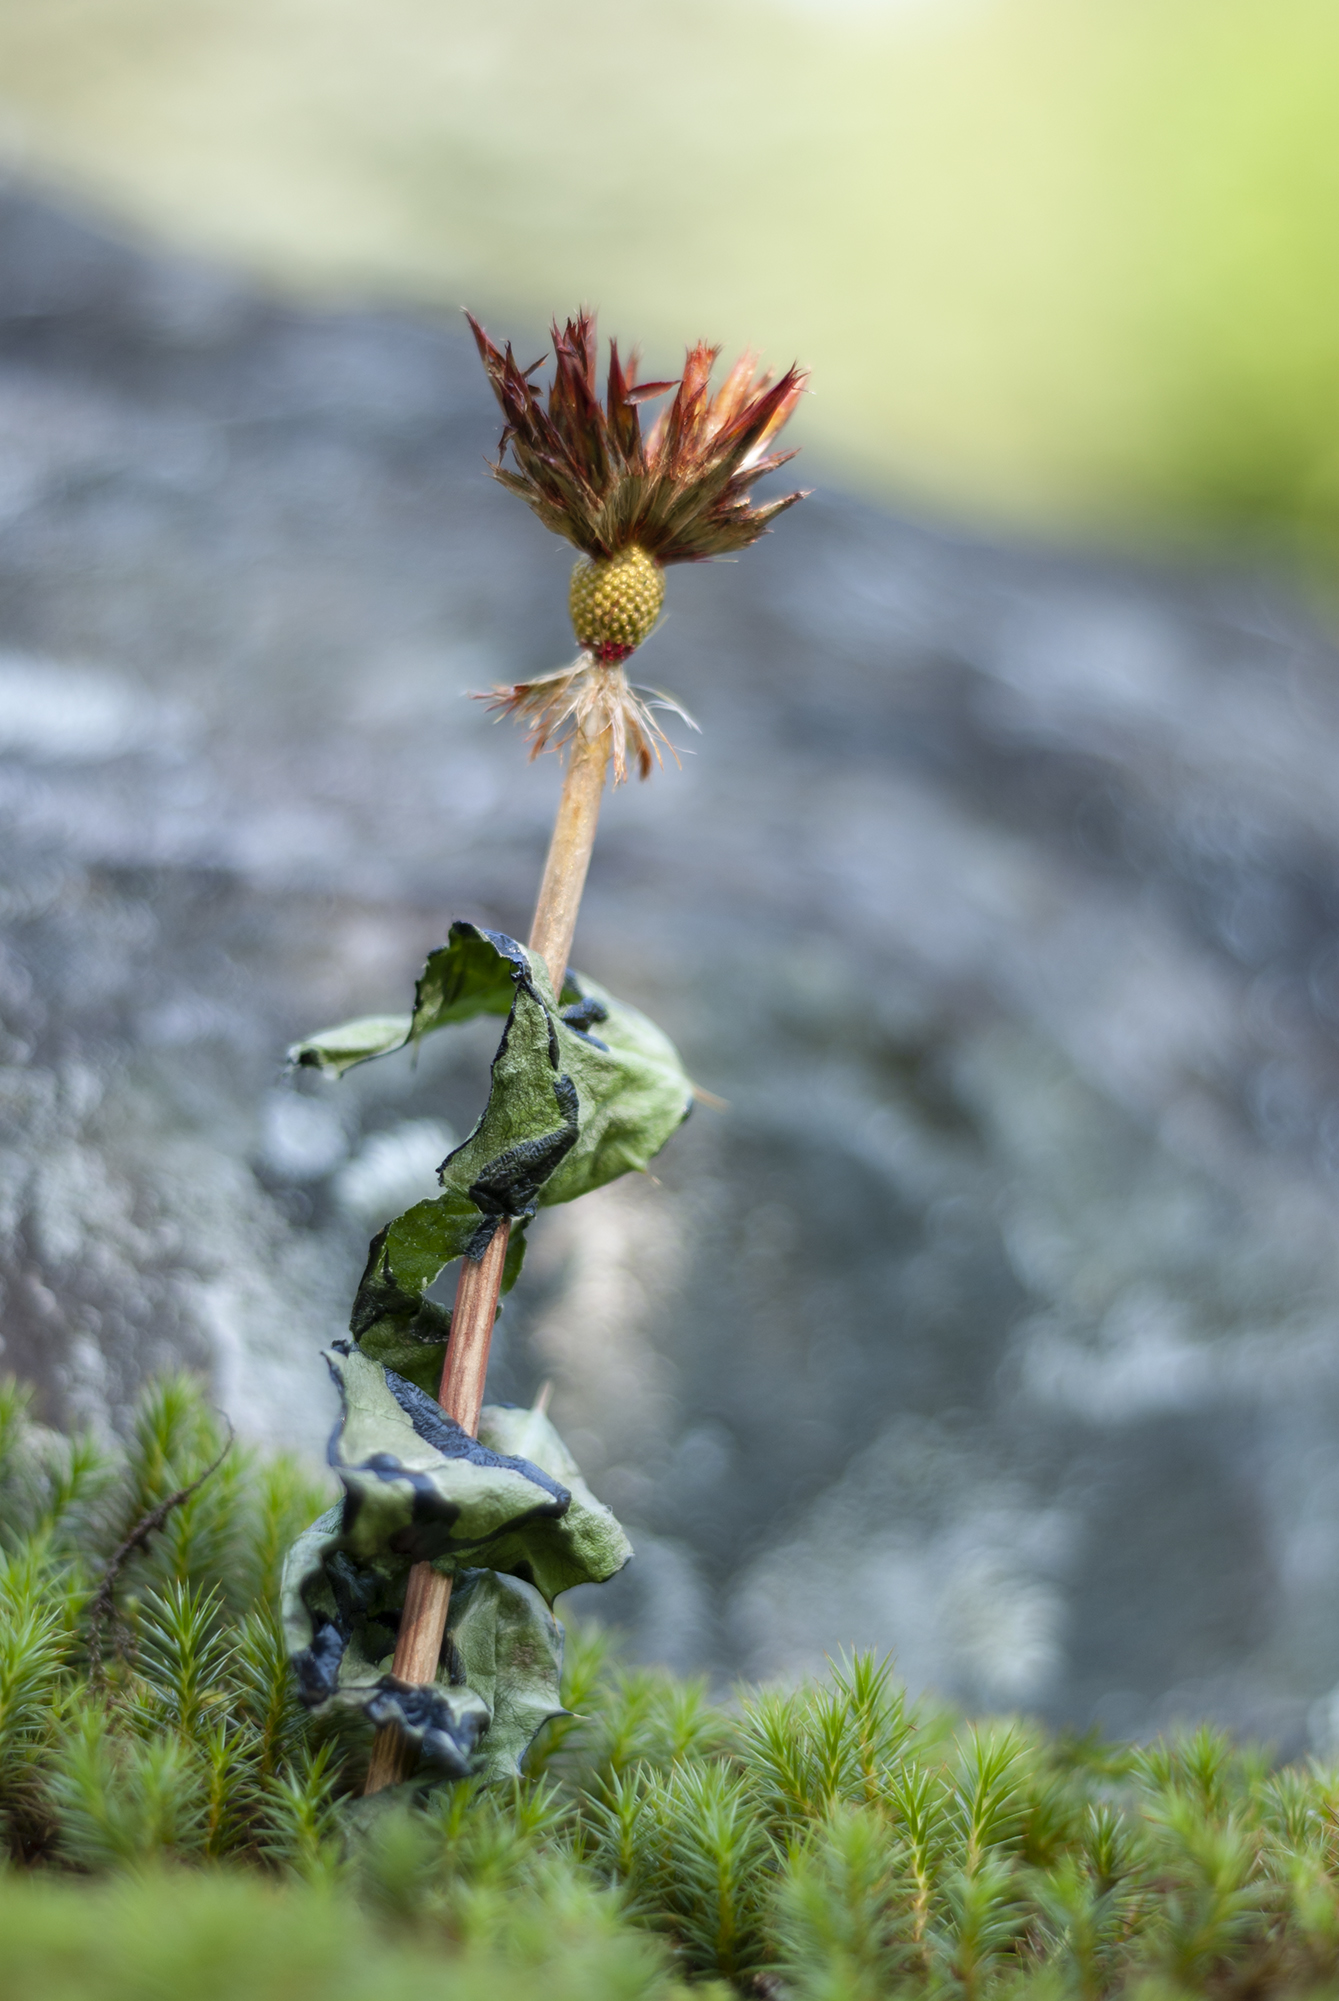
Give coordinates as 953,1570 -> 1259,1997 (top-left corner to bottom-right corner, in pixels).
5,1373 -> 1339,1999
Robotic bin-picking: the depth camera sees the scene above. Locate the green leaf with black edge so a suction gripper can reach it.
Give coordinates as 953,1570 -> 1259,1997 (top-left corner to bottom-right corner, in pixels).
282,1510 -> 515,1784
448,1568 -> 566,1784
287,924 -> 523,1080
281,1351 -> 618,1783
327,1346 -> 571,1578
285,1014 -> 412,1079
282,1501 -> 491,1777
321,1347 -> 631,1600
471,1399 -> 632,1601
295,924 -> 692,1388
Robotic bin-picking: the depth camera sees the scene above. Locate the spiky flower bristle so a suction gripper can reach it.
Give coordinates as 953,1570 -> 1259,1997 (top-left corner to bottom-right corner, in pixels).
481,654 -> 698,784
569,547 -> 664,662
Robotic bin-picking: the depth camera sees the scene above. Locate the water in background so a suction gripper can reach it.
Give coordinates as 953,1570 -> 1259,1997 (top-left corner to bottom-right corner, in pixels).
5,185 -> 1339,1745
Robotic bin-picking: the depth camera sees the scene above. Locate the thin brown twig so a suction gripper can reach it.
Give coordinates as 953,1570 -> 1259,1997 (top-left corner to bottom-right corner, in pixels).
86,1421 -> 234,1678
363,723 -> 609,1794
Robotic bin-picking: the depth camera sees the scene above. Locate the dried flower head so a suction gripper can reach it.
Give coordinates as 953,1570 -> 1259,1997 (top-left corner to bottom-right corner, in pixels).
467,310 -> 807,572
466,308 -> 808,779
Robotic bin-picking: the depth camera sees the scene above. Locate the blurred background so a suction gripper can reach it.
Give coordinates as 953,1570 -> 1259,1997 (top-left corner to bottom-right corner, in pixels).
2,0 -> 1339,1745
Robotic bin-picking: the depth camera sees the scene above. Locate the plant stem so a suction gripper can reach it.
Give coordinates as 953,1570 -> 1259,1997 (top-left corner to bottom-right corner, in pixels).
527,719 -> 609,984
363,721 -> 609,1793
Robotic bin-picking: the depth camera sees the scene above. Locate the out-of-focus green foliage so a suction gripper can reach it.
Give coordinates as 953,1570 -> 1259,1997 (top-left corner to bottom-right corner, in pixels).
13,1371 -> 1339,1997
0,1866 -> 678,2001
3,0 -> 1339,557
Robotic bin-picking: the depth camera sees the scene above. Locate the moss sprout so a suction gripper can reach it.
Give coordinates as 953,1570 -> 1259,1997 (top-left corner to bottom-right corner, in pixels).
5,1371 -> 1339,1999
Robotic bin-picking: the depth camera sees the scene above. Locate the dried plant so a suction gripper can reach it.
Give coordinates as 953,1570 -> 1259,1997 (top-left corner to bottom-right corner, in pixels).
468,309 -> 808,777
282,312 -> 810,1801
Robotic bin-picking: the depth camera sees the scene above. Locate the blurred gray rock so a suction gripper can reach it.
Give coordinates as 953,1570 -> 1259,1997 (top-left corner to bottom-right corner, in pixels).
5,177 -> 1339,1743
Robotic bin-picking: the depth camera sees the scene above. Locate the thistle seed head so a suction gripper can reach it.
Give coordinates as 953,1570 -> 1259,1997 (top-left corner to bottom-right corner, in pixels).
466,308 -> 809,566
469,307 -> 807,782
569,547 -> 665,662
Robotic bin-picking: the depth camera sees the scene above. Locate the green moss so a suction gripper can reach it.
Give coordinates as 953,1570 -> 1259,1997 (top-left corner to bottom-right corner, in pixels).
9,1371 -> 1339,1998
0,1867 -> 678,2001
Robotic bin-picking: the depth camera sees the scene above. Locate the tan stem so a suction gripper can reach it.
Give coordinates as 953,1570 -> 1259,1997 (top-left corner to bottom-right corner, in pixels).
363,724 -> 610,1794
361,1223 -> 510,1793
528,721 -> 610,994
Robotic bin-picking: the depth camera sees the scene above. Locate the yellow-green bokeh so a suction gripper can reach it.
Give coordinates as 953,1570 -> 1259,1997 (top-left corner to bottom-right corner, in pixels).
0,0 -> 1337,551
